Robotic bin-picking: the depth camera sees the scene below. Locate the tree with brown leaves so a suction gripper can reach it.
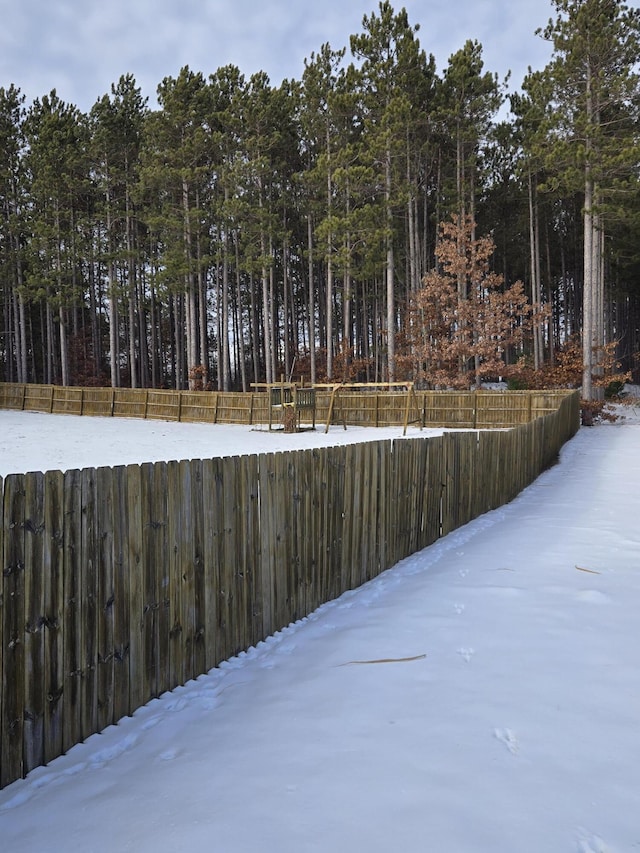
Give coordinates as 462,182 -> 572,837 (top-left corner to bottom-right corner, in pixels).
409,216 -> 538,389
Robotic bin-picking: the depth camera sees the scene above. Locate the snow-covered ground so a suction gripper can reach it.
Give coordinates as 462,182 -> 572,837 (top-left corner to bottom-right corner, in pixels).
0,397 -> 639,852
0,411 -> 444,477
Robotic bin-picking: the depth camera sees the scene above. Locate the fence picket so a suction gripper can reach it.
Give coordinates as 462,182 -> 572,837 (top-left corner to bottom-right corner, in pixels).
43,470 -> 64,763
1,475 -> 26,787
95,466 -> 115,732
23,472 -> 46,774
111,466 -> 131,722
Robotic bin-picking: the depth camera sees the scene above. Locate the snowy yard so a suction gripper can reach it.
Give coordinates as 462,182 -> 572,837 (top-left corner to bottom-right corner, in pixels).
0,410 -> 445,478
0,401 -> 639,852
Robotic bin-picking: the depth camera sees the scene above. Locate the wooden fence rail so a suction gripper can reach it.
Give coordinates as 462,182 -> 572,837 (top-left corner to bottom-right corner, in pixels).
0,390 -> 580,789
1,382 -> 571,430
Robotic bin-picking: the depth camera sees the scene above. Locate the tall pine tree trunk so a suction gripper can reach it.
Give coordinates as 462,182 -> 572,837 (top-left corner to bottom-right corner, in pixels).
583,174 -> 595,401
385,149 -> 395,381
307,213 -> 316,385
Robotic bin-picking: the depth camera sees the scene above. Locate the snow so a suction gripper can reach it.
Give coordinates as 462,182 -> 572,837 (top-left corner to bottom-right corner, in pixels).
0,411 -> 445,477
1,398 -> 639,852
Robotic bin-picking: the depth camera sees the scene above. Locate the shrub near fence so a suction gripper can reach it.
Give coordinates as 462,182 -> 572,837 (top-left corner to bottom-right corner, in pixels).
0,390 -> 580,789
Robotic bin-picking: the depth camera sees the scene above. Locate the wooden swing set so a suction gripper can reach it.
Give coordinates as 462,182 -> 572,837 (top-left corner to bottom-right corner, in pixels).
252,379 -> 421,435
316,381 -> 421,435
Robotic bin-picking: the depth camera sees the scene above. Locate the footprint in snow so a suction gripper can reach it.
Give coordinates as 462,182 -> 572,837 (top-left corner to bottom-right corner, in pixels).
577,590 -> 611,605
163,696 -> 188,713
576,828 -> 612,853
194,694 -> 220,711
90,732 -> 138,767
454,602 -> 465,615
494,727 -> 518,755
158,748 -> 179,761
0,785 -> 34,811
457,647 -> 475,662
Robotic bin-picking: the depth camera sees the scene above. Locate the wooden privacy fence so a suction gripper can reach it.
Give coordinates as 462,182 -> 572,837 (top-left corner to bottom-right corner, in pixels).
0,390 -> 580,789
0,382 -> 571,430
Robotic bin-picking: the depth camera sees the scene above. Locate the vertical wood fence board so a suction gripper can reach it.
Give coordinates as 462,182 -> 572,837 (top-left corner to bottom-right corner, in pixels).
341,444 -> 358,592
111,466 -> 131,724
402,441 -> 419,555
357,441 -> 376,585
316,448 -> 331,607
291,453 -> 307,624
321,447 -> 336,600
221,456 -> 242,658
270,453 -> 291,631
290,452 -> 307,624
95,466 -> 115,733
401,441 -> 418,558
258,453 -> 275,636
356,442 -> 375,586
1,475 -> 26,786
460,433 -> 476,529
389,441 -> 404,565
287,452 -> 305,626
155,461 -> 170,697
126,464 -> 144,713
407,439 -> 427,556
271,453 -> 294,626
200,459 -> 219,670
140,463 -> 161,703
476,431 -> 496,513
80,468 -> 99,743
23,471 -> 46,775
419,437 -> 444,550
302,449 -> 318,613
43,470 -> 64,764
231,454 -> 252,655
327,447 -> 347,603
191,460 -> 206,678
166,461 -> 184,688
234,453 -> 253,655
375,441 -> 390,574
240,454 -> 262,650
305,450 -> 320,610
61,469 -> 82,754
350,443 -> 366,586
440,434 -> 455,537
269,454 -> 288,627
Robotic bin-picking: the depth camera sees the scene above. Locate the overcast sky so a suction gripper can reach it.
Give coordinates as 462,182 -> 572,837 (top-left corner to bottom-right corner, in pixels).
1,0 -> 555,113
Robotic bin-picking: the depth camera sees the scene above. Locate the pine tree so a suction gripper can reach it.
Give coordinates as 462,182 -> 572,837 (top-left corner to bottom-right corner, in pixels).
0,85 -> 27,382
350,1 -> 432,381
90,75 -> 147,388
23,91 -> 92,386
535,0 -> 640,400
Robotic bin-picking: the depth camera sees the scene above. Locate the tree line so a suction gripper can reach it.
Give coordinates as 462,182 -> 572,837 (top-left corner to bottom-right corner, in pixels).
1,0 -> 639,398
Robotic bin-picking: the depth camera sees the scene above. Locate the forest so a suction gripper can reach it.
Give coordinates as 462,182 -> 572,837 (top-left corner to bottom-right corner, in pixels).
0,0 -> 639,399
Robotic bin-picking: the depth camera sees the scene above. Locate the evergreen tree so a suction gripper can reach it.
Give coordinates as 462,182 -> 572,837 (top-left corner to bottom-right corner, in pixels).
90,75 -> 147,387
350,1 -> 432,380
23,91 -> 92,386
535,0 -> 640,399
0,85 -> 27,382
